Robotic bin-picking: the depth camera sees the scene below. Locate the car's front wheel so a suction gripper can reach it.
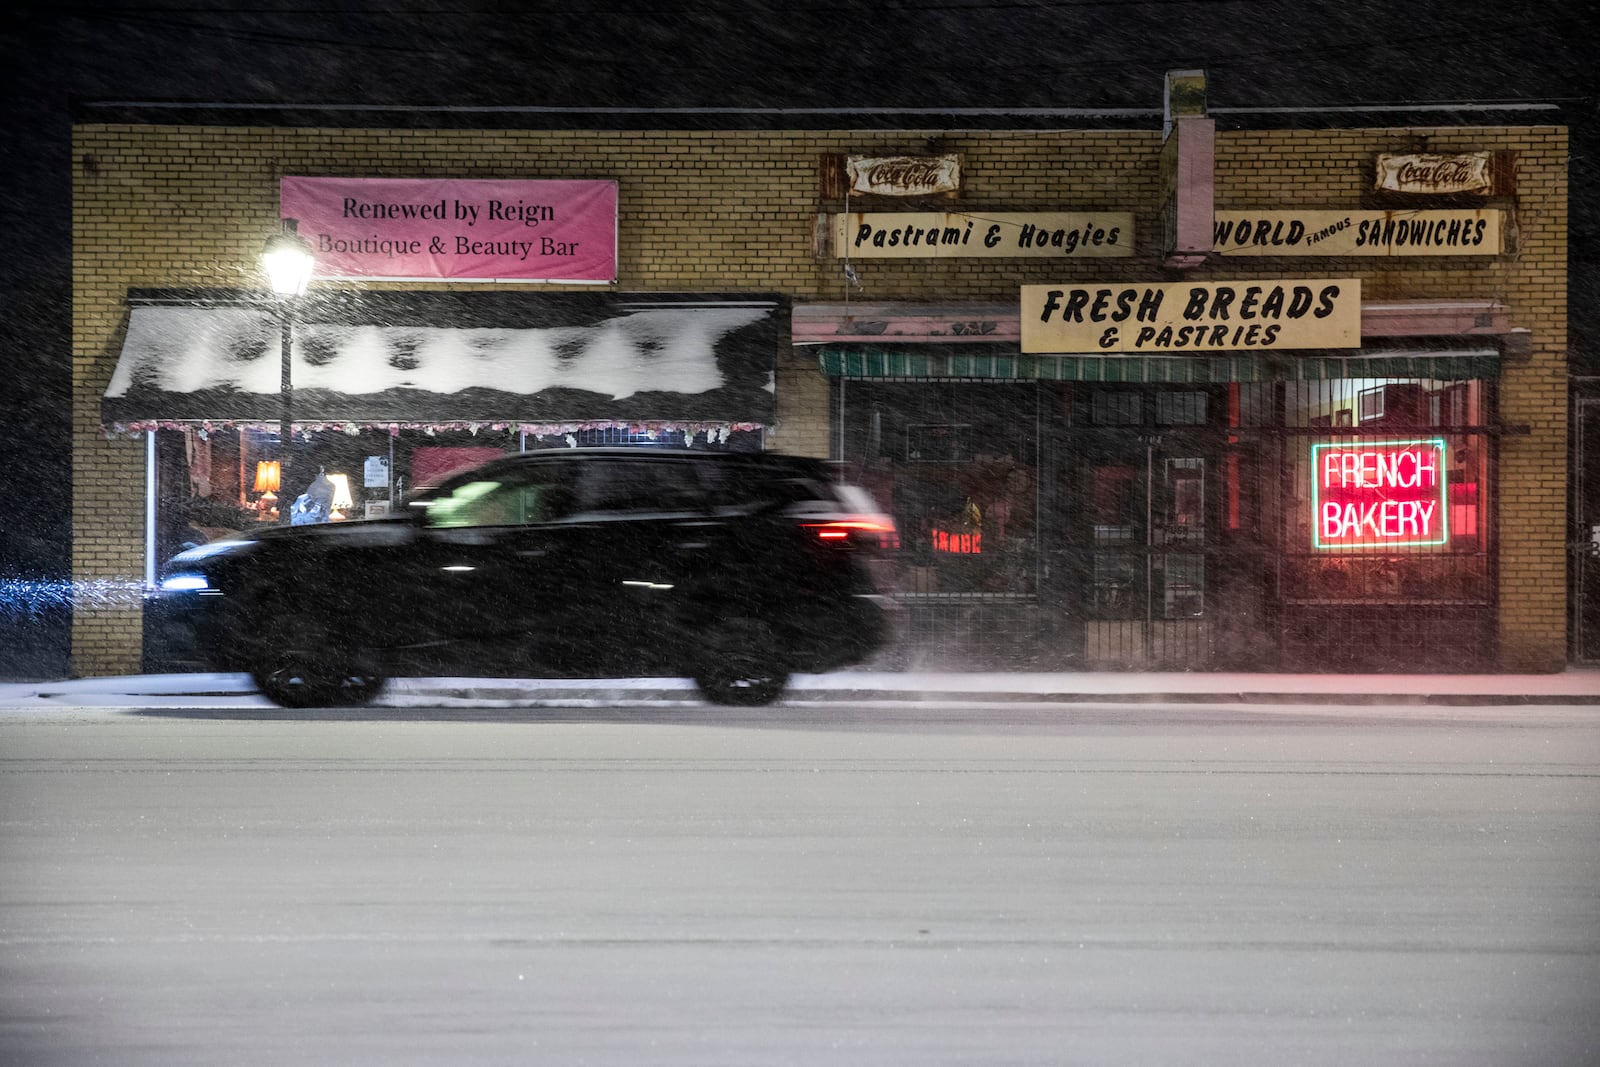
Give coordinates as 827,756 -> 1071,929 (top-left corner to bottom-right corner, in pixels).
249,619 -> 386,709
693,619 -> 789,706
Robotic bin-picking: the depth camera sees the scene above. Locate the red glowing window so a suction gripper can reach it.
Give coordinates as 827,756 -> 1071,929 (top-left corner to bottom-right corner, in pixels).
1311,438 -> 1449,550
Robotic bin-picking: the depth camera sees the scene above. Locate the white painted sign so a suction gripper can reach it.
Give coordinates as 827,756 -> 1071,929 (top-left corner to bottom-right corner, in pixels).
845,155 -> 961,197
1375,152 -> 1493,195
1213,209 -> 1503,256
1021,279 -> 1362,353
832,212 -> 1133,259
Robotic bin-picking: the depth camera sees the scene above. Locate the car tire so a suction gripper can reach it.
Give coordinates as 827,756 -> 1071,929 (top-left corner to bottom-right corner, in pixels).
249,618 -> 386,709
693,618 -> 790,706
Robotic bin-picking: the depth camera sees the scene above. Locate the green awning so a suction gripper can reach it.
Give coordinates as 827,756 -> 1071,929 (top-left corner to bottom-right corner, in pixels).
816,344 -> 1501,383
817,345 -> 1024,379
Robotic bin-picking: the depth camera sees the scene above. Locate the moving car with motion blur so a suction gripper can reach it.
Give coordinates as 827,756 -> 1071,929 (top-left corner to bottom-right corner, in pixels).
149,448 -> 899,707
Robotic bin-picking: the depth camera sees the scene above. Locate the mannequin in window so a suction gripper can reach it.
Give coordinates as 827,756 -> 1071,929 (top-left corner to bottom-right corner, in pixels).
290,470 -> 336,526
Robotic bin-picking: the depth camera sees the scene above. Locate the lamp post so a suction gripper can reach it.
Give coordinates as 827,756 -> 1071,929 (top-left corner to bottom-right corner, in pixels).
261,219 -> 315,512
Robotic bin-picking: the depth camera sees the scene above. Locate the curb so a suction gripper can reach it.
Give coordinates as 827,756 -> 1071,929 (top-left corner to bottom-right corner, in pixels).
417,687 -> 1600,707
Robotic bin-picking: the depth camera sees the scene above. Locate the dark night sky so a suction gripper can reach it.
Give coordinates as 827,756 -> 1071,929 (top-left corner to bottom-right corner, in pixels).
0,1 -> 1594,671
3,1 -> 1592,310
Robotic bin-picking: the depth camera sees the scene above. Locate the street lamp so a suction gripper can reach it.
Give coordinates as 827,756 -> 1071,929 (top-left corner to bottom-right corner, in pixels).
261,219 -> 315,511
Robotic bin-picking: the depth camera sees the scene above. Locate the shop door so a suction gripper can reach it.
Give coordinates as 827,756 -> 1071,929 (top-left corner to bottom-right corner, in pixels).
1075,435 -> 1208,667
1052,424 -> 1269,669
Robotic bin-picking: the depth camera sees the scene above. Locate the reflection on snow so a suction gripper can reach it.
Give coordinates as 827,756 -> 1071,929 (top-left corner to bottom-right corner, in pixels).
0,578 -> 148,616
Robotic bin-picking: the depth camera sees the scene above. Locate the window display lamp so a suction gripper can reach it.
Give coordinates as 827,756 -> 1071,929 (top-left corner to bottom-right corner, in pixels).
252,459 -> 281,518
327,473 -> 354,521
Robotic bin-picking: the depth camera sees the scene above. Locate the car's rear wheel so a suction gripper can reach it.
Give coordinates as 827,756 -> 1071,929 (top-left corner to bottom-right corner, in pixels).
693,618 -> 789,706
249,619 -> 385,709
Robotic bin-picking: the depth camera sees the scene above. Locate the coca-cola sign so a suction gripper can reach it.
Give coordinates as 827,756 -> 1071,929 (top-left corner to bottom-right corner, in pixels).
1375,152 -> 1492,196
846,154 -> 962,197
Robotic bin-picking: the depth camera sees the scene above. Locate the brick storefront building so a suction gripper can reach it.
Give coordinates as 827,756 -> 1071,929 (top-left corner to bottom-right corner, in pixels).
70,93 -> 1569,677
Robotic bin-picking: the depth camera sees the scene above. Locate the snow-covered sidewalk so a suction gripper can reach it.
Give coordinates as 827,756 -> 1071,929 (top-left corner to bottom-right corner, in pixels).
2,668 -> 1598,708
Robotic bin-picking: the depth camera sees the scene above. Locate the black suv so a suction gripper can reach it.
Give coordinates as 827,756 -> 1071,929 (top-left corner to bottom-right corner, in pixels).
150,449 -> 899,707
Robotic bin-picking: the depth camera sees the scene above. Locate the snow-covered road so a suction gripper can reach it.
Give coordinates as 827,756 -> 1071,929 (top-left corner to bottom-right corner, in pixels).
3,702 -> 1598,1065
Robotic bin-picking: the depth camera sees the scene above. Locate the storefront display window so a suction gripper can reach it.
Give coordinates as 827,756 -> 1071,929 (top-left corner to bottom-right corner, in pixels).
1282,378 -> 1492,605
825,371 -> 1495,672
837,382 -> 1038,598
150,423 -> 760,569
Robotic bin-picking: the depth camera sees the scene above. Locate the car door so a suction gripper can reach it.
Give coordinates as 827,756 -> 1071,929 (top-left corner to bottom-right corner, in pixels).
546,456 -> 726,676
400,459 -> 585,674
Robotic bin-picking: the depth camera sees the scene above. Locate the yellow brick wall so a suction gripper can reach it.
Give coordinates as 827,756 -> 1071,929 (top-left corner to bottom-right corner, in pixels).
72,122 -> 1568,674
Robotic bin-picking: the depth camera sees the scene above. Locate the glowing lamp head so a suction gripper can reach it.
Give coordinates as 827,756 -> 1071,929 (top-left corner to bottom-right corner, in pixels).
327,473 -> 354,512
253,460 -> 281,495
262,220 -> 315,297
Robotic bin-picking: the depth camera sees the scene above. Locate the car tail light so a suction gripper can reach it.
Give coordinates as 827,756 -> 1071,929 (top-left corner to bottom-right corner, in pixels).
801,518 -> 901,550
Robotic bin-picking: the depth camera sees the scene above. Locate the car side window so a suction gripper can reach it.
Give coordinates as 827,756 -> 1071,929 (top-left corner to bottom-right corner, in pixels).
423,467 -> 576,528
571,460 -> 706,516
699,464 -> 832,514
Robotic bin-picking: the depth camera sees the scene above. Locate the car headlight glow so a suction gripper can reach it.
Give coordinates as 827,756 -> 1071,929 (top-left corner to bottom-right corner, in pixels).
158,574 -> 212,593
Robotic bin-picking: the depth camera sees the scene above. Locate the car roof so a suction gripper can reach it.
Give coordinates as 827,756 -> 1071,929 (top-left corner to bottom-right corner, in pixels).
496,447 -> 831,470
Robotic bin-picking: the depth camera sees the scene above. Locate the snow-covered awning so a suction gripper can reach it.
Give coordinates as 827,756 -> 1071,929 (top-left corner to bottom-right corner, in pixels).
101,289 -> 782,431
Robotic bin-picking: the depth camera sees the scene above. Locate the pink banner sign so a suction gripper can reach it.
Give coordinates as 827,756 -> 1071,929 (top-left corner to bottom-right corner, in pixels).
280,177 -> 618,282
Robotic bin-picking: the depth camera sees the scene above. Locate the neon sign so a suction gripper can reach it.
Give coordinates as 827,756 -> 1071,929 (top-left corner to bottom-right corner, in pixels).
1312,438 -> 1449,550
931,529 -> 982,554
